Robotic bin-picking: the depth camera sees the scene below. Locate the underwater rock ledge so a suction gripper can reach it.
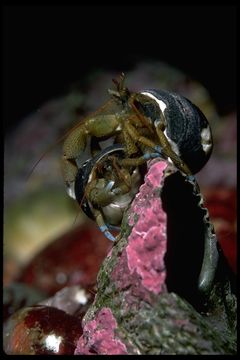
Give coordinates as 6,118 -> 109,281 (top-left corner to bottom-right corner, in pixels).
75,159 -> 236,355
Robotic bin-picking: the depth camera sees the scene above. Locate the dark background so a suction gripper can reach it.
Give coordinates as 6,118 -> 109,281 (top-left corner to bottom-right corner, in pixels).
3,5 -> 236,134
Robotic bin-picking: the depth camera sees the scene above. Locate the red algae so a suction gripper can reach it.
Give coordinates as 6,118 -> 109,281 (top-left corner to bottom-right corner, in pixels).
74,307 -> 128,355
126,161 -> 168,294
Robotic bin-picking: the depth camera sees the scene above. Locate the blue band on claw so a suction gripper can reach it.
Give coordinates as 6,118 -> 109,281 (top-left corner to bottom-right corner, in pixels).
144,152 -> 161,160
99,225 -> 116,242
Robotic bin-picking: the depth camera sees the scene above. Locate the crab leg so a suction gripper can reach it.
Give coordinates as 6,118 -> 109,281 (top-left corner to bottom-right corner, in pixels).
93,208 -> 116,242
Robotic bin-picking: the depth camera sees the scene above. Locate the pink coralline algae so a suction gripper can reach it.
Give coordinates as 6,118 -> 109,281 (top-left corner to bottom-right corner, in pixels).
75,160 -> 170,354
74,307 -> 128,355
127,160 -> 168,294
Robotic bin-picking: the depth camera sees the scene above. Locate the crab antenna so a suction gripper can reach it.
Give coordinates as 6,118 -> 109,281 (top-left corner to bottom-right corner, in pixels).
25,130 -> 71,182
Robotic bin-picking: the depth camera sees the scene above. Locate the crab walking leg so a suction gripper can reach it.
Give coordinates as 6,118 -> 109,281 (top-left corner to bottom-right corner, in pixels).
124,121 -> 189,172
106,224 -> 121,231
128,95 -> 155,135
119,153 -> 162,167
62,114 -> 120,186
61,157 -> 79,198
110,156 -> 132,189
62,125 -> 88,187
86,164 -> 131,209
124,122 -> 159,150
122,127 -> 139,157
87,181 -> 130,208
154,122 -> 192,175
93,208 -> 116,242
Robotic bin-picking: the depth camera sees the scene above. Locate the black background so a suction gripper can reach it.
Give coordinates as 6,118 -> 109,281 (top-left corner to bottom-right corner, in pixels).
3,5 -> 236,133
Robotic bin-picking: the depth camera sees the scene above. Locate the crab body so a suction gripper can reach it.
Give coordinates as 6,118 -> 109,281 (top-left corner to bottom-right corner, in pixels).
74,144 -> 143,241
60,74 -> 216,294
62,74 -> 213,240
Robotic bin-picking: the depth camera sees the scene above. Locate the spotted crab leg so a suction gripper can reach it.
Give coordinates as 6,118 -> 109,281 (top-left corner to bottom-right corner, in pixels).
93,208 -> 116,242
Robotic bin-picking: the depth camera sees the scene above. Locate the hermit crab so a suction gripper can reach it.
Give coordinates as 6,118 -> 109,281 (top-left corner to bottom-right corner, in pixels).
74,144 -> 143,241
62,74 -> 213,240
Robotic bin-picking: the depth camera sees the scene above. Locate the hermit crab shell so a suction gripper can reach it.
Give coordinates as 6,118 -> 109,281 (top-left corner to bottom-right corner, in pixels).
74,145 -> 125,220
140,90 -> 213,174
74,144 -> 142,225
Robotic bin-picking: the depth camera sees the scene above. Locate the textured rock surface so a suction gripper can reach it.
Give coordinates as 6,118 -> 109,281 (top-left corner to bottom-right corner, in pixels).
75,160 -> 236,355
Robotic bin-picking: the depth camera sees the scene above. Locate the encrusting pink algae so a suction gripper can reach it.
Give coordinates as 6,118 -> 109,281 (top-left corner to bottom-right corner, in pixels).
75,160 -> 169,355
